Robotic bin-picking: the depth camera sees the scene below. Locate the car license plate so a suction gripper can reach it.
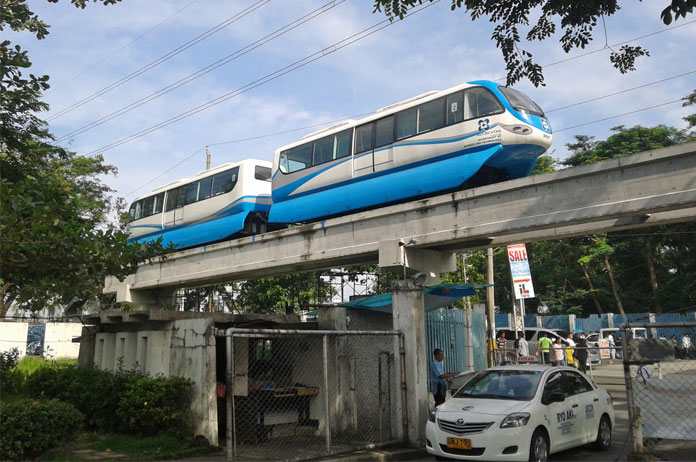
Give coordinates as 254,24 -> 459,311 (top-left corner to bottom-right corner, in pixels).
447,437 -> 472,450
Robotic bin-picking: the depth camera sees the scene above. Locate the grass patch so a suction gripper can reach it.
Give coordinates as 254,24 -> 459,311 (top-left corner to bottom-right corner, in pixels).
39,432 -> 219,461
17,356 -> 75,375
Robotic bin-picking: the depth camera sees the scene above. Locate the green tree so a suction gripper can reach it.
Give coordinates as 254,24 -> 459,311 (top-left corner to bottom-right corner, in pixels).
373,0 -> 694,87
1,0 -> 171,316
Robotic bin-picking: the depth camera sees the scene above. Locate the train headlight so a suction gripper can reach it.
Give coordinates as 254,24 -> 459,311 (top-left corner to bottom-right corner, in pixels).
501,124 -> 532,135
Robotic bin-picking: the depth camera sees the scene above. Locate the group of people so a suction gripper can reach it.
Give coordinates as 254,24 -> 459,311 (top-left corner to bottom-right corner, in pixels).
536,332 -> 590,373
494,330 -> 590,372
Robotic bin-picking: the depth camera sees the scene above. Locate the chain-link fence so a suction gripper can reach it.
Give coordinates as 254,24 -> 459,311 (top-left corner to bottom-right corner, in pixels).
215,328 -> 404,461
622,322 -> 696,449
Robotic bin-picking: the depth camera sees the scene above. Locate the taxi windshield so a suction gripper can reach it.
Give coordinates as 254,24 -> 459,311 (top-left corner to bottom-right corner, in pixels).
452,370 -> 543,401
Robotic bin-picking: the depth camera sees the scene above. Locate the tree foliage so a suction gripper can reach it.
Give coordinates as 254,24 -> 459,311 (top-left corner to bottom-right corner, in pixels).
1,0 -> 171,316
372,0 -> 695,86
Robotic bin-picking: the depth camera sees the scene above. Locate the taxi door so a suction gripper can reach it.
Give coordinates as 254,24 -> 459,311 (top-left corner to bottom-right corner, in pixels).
564,371 -> 600,443
541,372 -> 583,452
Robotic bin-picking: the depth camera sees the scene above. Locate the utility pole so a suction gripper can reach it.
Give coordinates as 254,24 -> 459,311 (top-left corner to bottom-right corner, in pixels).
486,247 -> 495,366
206,146 -> 211,170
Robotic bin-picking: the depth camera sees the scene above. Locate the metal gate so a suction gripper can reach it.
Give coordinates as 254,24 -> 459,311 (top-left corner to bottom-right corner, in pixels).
216,328 -> 405,461
621,322 -> 696,452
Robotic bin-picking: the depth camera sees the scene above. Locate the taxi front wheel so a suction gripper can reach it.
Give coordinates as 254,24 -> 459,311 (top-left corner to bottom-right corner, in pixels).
593,415 -> 612,451
529,429 -> 549,462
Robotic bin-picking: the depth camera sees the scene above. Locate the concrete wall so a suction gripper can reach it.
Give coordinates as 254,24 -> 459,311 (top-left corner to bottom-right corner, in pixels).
0,322 -> 28,357
82,318 -> 218,445
0,322 -> 81,358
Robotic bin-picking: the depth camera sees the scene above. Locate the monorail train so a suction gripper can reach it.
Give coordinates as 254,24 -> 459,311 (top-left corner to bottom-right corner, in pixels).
127,80 -> 551,249
126,159 -> 274,248
269,80 -> 552,223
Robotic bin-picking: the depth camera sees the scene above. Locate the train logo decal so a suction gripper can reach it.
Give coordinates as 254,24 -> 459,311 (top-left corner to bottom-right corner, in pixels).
541,118 -> 550,133
478,118 -> 490,132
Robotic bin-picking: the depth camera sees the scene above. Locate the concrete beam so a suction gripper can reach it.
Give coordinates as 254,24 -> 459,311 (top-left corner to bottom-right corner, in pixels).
105,142 -> 696,302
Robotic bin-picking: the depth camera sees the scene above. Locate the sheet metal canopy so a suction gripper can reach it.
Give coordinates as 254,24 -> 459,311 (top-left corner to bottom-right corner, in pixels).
340,284 -> 490,313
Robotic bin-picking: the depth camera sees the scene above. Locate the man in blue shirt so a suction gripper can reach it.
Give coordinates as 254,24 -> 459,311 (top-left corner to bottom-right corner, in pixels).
430,348 -> 459,406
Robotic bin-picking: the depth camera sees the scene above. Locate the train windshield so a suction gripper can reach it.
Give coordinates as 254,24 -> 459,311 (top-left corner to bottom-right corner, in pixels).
498,86 -> 545,117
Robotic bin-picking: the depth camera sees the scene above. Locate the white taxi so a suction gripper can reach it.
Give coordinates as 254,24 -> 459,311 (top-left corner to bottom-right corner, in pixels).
425,365 -> 614,461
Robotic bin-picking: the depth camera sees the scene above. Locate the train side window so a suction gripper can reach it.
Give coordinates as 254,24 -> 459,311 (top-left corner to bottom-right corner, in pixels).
447,91 -> 464,125
464,87 -> 503,119
153,193 -> 164,214
355,123 -> 373,154
334,129 -> 352,159
255,166 -> 272,181
175,186 -> 187,208
280,144 -> 312,173
313,136 -> 334,165
128,202 -> 137,222
417,97 -> 445,134
396,107 -> 417,140
198,176 -> 213,200
184,182 -> 198,205
142,196 -> 155,217
165,188 -> 178,211
374,115 -> 394,148
212,168 -> 238,196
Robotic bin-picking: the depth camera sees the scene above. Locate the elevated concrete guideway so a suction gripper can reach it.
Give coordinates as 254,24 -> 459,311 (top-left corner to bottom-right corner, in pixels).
105,142 -> 696,305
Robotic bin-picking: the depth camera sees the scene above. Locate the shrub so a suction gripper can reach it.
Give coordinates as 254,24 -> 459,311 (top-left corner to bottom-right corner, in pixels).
24,365 -> 138,431
0,348 -> 20,371
0,368 -> 26,394
116,376 -> 193,438
0,399 -> 83,461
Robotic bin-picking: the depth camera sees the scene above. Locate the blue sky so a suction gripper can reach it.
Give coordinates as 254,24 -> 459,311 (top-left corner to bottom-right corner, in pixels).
12,0 -> 696,206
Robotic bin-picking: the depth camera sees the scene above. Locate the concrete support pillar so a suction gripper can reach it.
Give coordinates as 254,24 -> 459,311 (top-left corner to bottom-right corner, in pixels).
569,315 -> 576,332
392,279 -> 427,447
607,313 -> 615,329
116,284 -> 178,310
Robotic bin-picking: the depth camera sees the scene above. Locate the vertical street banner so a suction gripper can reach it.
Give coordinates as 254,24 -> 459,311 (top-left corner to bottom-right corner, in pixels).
507,243 -> 535,299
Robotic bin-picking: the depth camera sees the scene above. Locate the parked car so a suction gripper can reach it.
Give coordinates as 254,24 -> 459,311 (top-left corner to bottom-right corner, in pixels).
426,365 -> 615,461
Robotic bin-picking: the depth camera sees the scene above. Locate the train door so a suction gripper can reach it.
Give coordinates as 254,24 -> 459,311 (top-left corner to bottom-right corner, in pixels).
353,122 -> 374,177
163,187 -> 185,228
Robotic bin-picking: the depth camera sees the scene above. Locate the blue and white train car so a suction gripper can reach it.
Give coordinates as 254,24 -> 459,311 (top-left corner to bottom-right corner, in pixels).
269,80 -> 552,223
127,159 -> 273,249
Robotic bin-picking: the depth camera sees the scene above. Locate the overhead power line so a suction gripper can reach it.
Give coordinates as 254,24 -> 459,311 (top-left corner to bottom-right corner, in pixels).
45,0 -> 202,97
56,0 -> 346,143
47,0 -> 272,122
84,1 -> 440,157
555,99 -> 685,133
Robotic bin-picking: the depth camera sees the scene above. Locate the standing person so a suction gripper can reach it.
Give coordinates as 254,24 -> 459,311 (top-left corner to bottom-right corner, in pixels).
565,333 -> 576,368
575,333 -> 589,373
607,332 -> 616,359
553,337 -> 566,366
496,332 -> 508,365
517,332 -> 529,360
430,349 -> 459,407
684,334 -> 694,359
536,333 -> 553,364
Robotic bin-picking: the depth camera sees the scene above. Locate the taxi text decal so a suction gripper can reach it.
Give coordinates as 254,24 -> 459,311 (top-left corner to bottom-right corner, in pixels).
557,409 -> 576,435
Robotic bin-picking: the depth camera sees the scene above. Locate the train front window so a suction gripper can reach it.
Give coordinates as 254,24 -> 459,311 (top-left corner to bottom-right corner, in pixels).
128,203 -> 137,222
153,193 -> 164,214
280,144 -> 312,173
212,168 -> 238,196
465,88 -> 504,119
498,86 -> 544,117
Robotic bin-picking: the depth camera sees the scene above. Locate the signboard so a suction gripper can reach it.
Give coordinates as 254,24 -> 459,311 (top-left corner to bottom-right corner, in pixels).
507,244 -> 535,299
